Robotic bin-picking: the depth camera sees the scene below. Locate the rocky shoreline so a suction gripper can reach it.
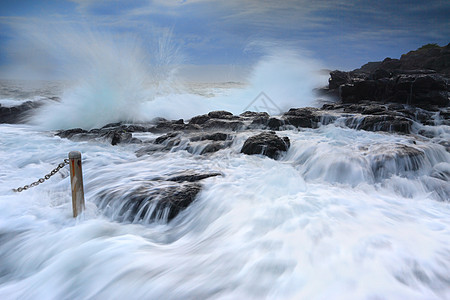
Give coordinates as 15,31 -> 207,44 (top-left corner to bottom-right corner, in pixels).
2,43 -> 449,223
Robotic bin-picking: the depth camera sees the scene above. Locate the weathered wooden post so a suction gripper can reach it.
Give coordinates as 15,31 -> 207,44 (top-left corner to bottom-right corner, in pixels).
69,151 -> 85,217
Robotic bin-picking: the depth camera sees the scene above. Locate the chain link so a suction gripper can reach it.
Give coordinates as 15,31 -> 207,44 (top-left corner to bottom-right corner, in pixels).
13,159 -> 70,192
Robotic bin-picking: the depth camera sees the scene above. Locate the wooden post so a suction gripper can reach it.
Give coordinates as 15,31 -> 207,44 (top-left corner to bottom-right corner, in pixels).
69,151 -> 85,217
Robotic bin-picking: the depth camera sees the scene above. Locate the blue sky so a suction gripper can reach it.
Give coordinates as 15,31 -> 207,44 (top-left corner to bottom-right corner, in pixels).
0,0 -> 449,79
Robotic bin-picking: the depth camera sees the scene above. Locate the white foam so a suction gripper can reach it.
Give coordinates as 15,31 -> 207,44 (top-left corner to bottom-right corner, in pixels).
1,124 -> 449,299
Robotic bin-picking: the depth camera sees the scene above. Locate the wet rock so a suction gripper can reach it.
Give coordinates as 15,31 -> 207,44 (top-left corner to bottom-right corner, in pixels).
97,170 -> 224,223
56,128 -> 88,139
361,104 -> 387,115
201,119 -> 244,131
189,114 -> 210,125
267,117 -> 284,130
250,115 -> 270,127
346,115 -> 412,134
366,144 -> 425,179
200,142 -> 229,154
0,101 -> 43,124
282,107 -> 320,128
208,110 -> 234,119
98,183 -> 202,223
327,44 -> 450,107
241,131 -> 290,159
154,132 -> 180,144
240,111 -> 270,118
101,122 -> 122,129
190,132 -> 229,142
166,171 -> 222,182
329,70 -> 351,89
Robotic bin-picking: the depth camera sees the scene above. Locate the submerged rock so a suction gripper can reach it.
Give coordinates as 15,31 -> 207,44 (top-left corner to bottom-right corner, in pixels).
365,144 -> 426,179
166,171 -> 222,182
241,131 -> 290,159
96,171 -> 223,223
98,183 -> 202,223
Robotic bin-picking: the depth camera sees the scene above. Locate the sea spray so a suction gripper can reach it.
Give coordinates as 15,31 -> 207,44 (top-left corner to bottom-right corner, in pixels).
11,22 -> 329,128
9,23 -> 185,129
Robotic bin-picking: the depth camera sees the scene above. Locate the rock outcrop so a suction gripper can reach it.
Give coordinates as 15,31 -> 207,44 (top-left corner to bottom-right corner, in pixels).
241,132 -> 290,160
326,43 -> 450,108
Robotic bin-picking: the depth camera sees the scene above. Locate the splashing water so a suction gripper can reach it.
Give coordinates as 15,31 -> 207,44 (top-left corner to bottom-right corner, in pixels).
16,25 -> 183,129
1,23 -> 449,300
10,22 -> 327,129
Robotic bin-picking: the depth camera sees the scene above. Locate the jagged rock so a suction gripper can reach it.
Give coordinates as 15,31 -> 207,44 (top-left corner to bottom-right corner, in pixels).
56,128 -> 88,139
250,115 -> 270,127
241,131 -> 290,159
208,110 -> 234,119
327,44 -> 450,107
240,111 -> 270,118
57,127 -> 141,145
104,131 -> 135,146
154,132 -> 179,144
199,142 -> 231,154
329,70 -> 352,89
201,119 -> 244,131
189,114 -> 210,125
190,132 -> 229,142
346,115 -> 412,134
267,118 -> 284,130
282,107 -> 320,128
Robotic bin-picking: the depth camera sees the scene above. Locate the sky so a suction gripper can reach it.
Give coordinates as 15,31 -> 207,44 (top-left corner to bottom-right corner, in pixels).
0,0 -> 449,80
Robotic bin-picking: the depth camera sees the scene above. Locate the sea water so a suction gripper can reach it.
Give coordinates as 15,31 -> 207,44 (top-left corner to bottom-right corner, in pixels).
0,35 -> 450,299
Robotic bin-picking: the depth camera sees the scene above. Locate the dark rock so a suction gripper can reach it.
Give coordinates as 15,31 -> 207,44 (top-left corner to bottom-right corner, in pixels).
189,114 -> 210,125
166,171 -> 222,182
328,44 -> 450,108
329,70 -> 351,89
208,110 -> 234,119
200,142 -> 228,154
353,61 -> 383,74
282,107 -> 320,128
322,103 -> 344,110
361,104 -> 387,115
190,132 -> 229,142
155,132 -> 179,144
0,101 -> 43,124
250,116 -> 270,127
341,80 -> 382,103
57,128 -> 88,139
97,183 -> 202,223
371,68 -> 391,80
101,122 -> 122,129
241,132 -> 290,159
104,131 -> 134,146
154,133 -> 181,148
346,115 -> 412,134
267,118 -> 284,130
122,125 -> 149,132
240,111 -> 270,118
201,119 -> 244,131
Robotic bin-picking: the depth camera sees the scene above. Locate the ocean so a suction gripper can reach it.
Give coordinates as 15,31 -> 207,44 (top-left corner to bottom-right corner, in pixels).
0,64 -> 449,300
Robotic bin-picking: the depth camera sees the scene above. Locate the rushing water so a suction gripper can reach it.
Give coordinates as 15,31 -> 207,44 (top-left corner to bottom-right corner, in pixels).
1,55 -> 450,300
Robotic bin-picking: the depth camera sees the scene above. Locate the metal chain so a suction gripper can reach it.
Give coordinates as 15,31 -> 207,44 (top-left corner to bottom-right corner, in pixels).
13,159 -> 70,192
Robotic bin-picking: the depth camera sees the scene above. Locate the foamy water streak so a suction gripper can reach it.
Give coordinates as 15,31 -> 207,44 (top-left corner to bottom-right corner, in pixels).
0,121 -> 449,299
